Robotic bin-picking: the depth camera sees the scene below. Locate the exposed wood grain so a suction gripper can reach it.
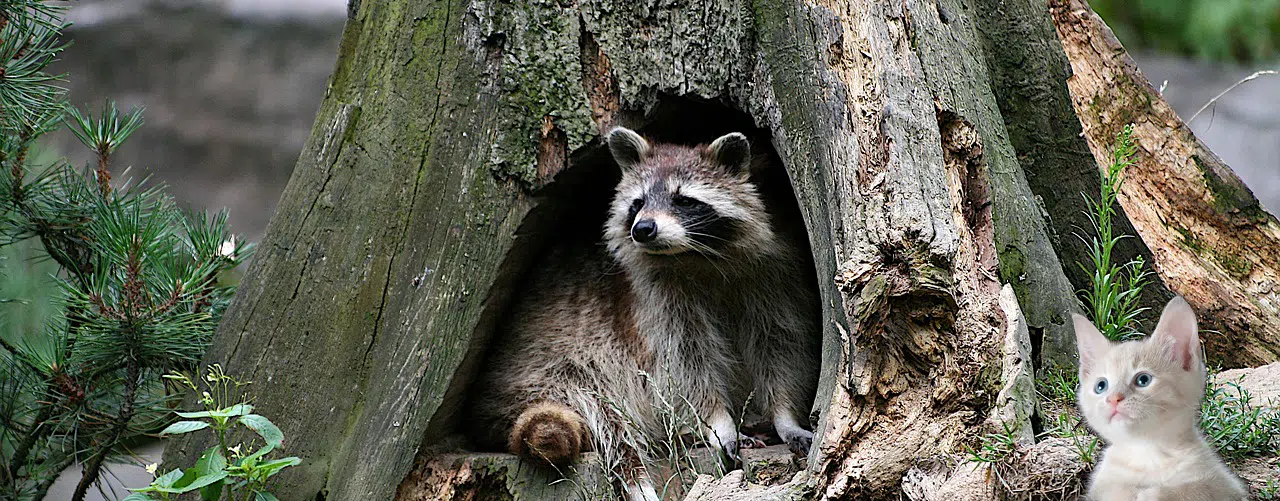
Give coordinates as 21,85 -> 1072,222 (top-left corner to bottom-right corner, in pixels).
1051,0 -> 1280,367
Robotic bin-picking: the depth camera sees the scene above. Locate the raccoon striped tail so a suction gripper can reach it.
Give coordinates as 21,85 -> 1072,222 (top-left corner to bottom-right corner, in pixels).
508,401 -> 590,467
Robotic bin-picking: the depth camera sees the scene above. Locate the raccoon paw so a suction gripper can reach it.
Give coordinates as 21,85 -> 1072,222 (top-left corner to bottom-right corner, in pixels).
718,433 -> 765,467
740,433 -> 767,449
783,429 -> 814,456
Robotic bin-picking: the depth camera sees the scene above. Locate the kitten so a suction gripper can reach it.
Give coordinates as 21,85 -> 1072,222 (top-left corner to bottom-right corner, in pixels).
1073,296 -> 1248,501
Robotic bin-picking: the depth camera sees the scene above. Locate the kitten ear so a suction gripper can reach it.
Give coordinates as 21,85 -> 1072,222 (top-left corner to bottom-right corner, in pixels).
706,132 -> 751,173
1151,296 -> 1200,371
1072,313 -> 1111,375
607,127 -> 650,172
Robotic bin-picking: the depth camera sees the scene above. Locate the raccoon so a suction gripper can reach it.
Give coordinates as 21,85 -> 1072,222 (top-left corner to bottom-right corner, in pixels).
603,127 -> 821,460
467,127 -> 820,500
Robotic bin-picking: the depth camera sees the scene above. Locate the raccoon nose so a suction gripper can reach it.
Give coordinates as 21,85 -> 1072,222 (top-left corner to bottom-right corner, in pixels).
631,219 -> 658,243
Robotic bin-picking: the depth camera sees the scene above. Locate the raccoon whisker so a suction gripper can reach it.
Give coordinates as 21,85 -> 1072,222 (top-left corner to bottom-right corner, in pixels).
684,241 -> 734,281
683,230 -> 732,243
683,238 -> 728,260
681,215 -> 734,229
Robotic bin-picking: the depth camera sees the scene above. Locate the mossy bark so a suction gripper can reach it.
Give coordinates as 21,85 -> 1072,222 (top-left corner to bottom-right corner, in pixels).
161,0 -> 1266,499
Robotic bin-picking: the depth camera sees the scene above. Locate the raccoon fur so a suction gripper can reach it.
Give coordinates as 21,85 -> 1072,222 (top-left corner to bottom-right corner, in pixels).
466,239 -> 661,501
467,127 -> 820,500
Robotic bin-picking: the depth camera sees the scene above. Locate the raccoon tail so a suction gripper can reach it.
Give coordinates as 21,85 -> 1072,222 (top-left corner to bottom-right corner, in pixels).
508,401 -> 589,467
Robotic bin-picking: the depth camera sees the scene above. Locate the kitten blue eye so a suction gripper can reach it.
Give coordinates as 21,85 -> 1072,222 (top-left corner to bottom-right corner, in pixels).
1134,373 -> 1153,387
1094,378 -> 1108,394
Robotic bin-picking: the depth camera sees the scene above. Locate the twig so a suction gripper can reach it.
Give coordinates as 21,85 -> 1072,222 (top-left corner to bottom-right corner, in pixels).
8,402 -> 54,479
95,146 -> 111,197
1187,70 -> 1280,125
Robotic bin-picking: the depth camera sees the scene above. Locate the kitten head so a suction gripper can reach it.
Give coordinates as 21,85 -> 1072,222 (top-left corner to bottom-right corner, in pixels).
1073,296 -> 1205,443
603,127 -> 776,267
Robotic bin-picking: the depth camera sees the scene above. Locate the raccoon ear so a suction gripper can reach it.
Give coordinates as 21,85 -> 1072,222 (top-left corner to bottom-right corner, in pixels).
707,132 -> 751,172
1151,296 -> 1200,371
1072,313 -> 1111,376
607,127 -> 650,172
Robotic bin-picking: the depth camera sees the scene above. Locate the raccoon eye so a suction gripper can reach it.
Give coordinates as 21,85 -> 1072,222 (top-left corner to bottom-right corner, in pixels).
1133,372 -> 1153,388
630,198 -> 644,211
1093,378 -> 1108,394
672,195 -> 696,207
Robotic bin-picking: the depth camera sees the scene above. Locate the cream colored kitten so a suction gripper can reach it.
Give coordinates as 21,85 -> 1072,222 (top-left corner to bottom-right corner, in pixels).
1073,297 -> 1247,501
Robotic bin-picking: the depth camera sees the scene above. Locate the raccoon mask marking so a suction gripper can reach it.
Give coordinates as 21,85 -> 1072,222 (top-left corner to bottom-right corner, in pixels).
604,127 -> 777,263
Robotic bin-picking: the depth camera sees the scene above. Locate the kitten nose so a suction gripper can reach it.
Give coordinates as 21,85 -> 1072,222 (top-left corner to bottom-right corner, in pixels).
1106,393 -> 1124,405
632,219 -> 658,243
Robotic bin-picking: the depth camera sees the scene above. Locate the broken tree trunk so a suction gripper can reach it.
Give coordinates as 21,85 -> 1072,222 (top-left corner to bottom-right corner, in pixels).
1050,0 -> 1280,367
161,0 -> 1267,499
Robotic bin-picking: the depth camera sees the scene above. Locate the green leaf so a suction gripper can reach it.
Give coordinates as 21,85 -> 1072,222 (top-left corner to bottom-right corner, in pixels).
238,414 -> 283,448
153,469 -> 184,488
175,404 -> 253,419
255,492 -> 281,501
199,479 -> 225,501
172,471 -> 228,493
159,420 -> 210,435
256,457 -> 301,477
193,445 -> 227,475
171,467 -> 202,491
122,494 -> 156,501
212,403 -> 254,417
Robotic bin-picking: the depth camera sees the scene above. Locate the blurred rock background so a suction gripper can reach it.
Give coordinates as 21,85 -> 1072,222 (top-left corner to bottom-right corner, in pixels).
45,0 -> 346,242
20,0 -> 1280,498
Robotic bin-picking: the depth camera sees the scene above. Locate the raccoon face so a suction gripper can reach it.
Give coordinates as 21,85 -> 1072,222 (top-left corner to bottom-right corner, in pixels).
603,127 -> 775,263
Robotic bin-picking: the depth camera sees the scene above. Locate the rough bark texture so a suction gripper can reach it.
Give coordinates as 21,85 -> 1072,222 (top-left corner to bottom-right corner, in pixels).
758,0 -> 1085,496
1050,0 -> 1280,367
970,0 -> 1175,365
162,0 -> 1216,500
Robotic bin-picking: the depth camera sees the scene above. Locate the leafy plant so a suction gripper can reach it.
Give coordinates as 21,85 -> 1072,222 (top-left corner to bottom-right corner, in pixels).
962,421 -> 1020,464
1259,475 -> 1280,500
1036,366 -> 1080,405
1077,123 -> 1152,341
1201,374 -> 1280,460
125,365 -> 300,501
1038,411 -> 1101,464
0,2 -> 249,499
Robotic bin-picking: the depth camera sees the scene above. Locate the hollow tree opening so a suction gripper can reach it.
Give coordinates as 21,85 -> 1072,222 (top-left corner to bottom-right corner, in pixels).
396,95 -> 832,499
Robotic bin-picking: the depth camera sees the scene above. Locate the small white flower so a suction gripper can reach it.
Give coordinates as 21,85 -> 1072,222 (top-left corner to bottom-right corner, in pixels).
145,463 -> 158,476
218,237 -> 237,259
229,444 -> 242,456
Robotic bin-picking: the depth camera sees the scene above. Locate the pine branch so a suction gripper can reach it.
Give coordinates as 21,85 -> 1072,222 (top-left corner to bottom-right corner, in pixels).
71,361 -> 140,501
0,335 -> 44,387
7,400 -> 53,480
30,453 -> 75,500
95,146 -> 110,197
0,334 -> 25,361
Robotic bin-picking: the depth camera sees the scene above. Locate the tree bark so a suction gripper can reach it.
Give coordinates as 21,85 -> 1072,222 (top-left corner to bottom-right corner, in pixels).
1050,0 -> 1280,367
162,0 -> 1269,499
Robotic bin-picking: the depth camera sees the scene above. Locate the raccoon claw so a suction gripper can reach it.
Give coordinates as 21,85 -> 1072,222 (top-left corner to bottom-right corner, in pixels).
720,440 -> 742,466
780,428 -> 814,456
786,432 -> 814,456
718,434 -> 764,468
